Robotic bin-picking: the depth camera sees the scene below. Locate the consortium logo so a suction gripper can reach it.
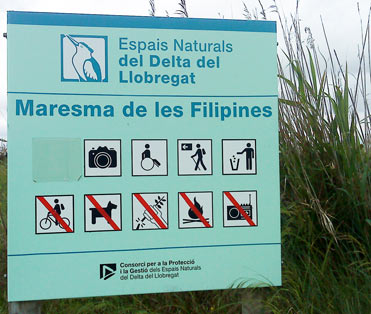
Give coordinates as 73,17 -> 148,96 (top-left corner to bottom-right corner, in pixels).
100,263 -> 117,280
61,34 -> 108,82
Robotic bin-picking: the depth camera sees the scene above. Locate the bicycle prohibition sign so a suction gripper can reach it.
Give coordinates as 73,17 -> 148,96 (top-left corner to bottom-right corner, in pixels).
36,195 -> 74,233
39,212 -> 70,230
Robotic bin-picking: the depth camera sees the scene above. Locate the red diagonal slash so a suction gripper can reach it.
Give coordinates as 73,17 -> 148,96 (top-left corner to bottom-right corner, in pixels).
37,196 -> 73,232
224,192 -> 256,226
180,193 -> 211,228
133,194 -> 167,229
86,195 -> 120,231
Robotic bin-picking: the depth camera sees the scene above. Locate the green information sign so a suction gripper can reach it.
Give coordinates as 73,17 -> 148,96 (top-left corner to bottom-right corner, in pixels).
7,11 -> 280,301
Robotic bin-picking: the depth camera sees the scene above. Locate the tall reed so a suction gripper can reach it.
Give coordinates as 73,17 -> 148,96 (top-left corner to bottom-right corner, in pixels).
265,1 -> 371,312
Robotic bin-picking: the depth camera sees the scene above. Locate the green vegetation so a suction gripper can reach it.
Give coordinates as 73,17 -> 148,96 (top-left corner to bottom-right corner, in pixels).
272,3 -> 370,312
0,1 -> 370,313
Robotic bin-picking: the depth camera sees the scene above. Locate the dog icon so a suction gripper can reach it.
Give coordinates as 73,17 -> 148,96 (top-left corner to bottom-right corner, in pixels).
90,201 -> 117,224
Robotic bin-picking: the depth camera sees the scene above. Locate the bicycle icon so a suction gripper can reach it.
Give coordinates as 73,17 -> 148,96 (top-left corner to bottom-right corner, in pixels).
39,212 -> 70,230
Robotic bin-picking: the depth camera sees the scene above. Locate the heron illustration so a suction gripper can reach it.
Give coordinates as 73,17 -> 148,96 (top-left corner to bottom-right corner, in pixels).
65,35 -> 102,82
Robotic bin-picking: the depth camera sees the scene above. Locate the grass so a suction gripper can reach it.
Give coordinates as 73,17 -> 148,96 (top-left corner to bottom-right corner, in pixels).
268,1 -> 371,312
0,1 -> 370,313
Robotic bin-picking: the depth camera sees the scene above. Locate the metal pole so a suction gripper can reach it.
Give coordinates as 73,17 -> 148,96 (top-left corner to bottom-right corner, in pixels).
8,301 -> 42,314
241,291 -> 264,314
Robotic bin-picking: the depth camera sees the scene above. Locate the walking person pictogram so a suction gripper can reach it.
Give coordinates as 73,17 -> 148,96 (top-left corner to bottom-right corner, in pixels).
177,139 -> 212,176
237,143 -> 255,170
191,144 -> 207,171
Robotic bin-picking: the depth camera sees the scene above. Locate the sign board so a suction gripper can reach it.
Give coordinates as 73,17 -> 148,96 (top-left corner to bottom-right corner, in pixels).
7,11 -> 280,301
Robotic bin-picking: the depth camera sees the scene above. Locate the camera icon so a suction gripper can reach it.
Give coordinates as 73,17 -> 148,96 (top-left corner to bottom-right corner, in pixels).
88,146 -> 117,169
226,204 -> 252,220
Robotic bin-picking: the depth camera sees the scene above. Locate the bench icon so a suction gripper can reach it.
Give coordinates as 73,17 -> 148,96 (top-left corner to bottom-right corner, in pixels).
90,201 -> 117,224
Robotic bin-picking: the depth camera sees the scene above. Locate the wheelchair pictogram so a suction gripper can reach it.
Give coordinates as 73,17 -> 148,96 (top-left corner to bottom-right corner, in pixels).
132,140 -> 168,176
140,143 -> 161,171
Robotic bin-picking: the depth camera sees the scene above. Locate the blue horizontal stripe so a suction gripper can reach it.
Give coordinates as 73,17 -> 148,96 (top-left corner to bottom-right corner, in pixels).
8,91 -> 278,98
8,242 -> 280,257
7,11 -> 276,33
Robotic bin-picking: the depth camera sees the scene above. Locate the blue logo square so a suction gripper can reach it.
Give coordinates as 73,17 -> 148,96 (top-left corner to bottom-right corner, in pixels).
61,34 -> 108,82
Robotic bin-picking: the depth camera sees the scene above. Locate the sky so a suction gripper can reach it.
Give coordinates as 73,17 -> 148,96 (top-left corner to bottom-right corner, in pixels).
0,0 -> 369,139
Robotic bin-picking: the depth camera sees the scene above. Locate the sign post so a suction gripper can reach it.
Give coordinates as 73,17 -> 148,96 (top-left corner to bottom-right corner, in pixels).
7,11 -> 280,301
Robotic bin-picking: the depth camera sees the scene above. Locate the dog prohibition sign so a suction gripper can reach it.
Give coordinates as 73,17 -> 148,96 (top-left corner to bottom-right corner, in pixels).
84,194 -> 122,232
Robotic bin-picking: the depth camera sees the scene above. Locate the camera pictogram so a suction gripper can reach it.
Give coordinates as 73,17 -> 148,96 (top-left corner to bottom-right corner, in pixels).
84,140 -> 121,177
88,146 -> 117,169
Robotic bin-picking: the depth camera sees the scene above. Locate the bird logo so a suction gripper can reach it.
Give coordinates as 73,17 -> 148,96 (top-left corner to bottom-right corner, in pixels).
64,35 -> 102,82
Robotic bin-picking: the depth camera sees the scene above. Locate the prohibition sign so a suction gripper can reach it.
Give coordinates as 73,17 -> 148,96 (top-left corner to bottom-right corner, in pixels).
179,192 -> 212,228
133,193 -> 167,229
86,195 -> 121,231
224,191 -> 256,226
36,196 -> 73,232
